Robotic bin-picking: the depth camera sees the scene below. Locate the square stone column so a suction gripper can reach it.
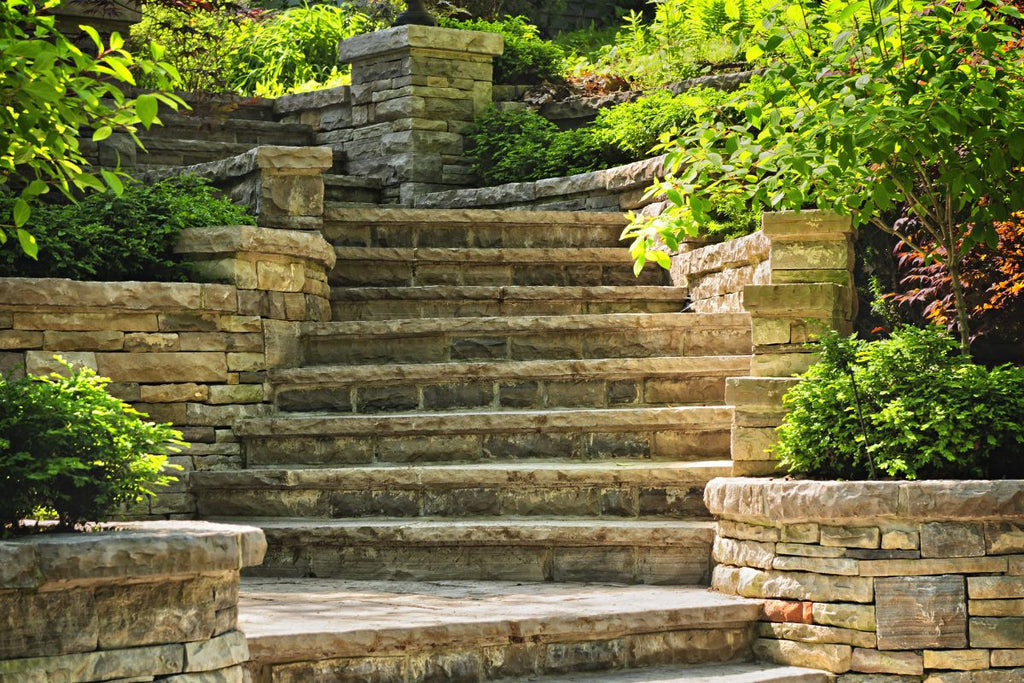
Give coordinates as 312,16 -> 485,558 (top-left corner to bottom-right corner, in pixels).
338,25 -> 503,204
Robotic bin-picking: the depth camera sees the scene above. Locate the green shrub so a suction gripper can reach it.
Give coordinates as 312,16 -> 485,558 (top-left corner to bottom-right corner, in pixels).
441,15 -> 565,84
0,360 -> 182,534
774,326 -> 1024,480
0,176 -> 254,281
591,88 -> 733,158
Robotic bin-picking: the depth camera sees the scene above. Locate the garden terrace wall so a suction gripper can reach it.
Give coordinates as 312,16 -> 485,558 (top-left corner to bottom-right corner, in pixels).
0,521 -> 265,682
0,225 -> 335,518
707,477 -> 1024,682
670,232 -> 770,313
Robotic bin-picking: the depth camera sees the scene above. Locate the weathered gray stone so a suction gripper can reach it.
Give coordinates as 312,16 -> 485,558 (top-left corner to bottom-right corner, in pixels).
183,631 -> 249,672
875,575 -> 967,650
921,523 -> 986,558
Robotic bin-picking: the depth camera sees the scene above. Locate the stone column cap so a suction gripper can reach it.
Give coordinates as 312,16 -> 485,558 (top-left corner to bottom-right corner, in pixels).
338,25 -> 504,64
175,225 -> 336,271
762,209 -> 855,240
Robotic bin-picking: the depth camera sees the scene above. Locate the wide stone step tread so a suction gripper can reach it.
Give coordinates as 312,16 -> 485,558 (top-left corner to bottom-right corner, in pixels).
145,114 -> 314,139
334,246 -> 637,264
192,460 -> 732,490
225,517 -> 717,546
236,405 -> 734,438
323,206 -> 629,227
332,285 -> 690,304
302,312 -> 750,338
271,355 -> 751,387
509,663 -> 833,682
239,579 -> 762,665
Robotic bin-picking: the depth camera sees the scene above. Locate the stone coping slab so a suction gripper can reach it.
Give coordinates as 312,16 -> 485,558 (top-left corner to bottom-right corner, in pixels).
706,477 -> 1024,524
337,25 -> 504,63
175,225 -> 336,270
527,662 -> 831,682
0,521 -> 266,590
140,145 -> 333,184
0,277 -> 237,312
238,578 -> 761,662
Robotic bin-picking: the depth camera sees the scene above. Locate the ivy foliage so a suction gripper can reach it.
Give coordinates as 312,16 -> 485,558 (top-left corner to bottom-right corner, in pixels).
0,176 -> 254,281
0,360 -> 182,534
623,0 -> 1024,352
774,326 -> 1024,481
1,0 -> 184,254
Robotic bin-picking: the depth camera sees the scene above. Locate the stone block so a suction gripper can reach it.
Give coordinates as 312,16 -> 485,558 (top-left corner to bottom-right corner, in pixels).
760,621 -> 875,648
124,332 -> 181,353
183,630 -> 248,672
771,239 -> 855,272
751,351 -> 820,377
773,555 -> 859,576
16,311 -> 159,332
732,565 -> 874,603
753,638 -> 852,673
208,384 -> 264,405
992,649 -> 1024,667
718,520 -> 780,542
713,537 -> 775,570
971,617 -> 1024,648
921,523 -> 986,558
970,577 -> 1024,600
763,599 -> 813,624
776,543 -> 846,558
924,650 -> 989,671
875,575 -> 967,650
0,589 -> 97,658
986,522 -> 1024,555
0,643 -> 183,682
25,350 -> 97,375
882,530 -> 920,551
851,648 -> 924,676
257,261 -> 305,293
782,523 -> 821,544
821,526 -> 881,549
731,427 -> 779,461
813,603 -> 876,632
139,383 -> 209,403
43,330 -> 124,351
96,352 -> 228,383
95,579 -> 215,648
860,556 -> 1007,577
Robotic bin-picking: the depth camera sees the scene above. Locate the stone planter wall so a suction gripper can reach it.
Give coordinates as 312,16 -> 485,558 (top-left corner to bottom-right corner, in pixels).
0,226 -> 335,518
670,232 -> 770,313
707,477 -> 1024,682
0,521 -> 265,682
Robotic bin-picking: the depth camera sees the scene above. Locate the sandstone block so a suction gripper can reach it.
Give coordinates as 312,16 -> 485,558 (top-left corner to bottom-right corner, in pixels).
992,649 -> 1024,667
183,630 -> 248,672
0,643 -> 183,682
763,599 -> 813,624
971,577 -> 1024,600
921,523 -> 986,558
852,648 -> 924,676
139,383 -> 209,403
821,526 -> 881,549
16,311 -> 159,332
26,351 -> 97,375
773,554 -> 859,576
971,617 -> 1024,648
718,520 -> 780,543
924,669 -> 1024,683
713,536 -> 775,570
882,531 -> 920,551
124,332 -> 181,353
875,575 -> 967,650
776,543 -> 846,558
736,566 -> 874,603
43,330 -> 123,351
924,650 -> 989,671
986,522 -> 1024,555
813,603 -> 876,632
760,621 -> 876,648
0,589 -> 97,658
860,557 -> 1007,577
226,352 -> 265,372
782,523 -> 821,544
753,637 -> 852,673
970,599 -> 1024,617
96,352 -> 228,383
207,384 -> 264,405
731,427 -> 779,461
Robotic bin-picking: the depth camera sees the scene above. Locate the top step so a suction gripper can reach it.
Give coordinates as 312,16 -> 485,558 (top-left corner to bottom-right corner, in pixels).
322,207 -> 629,249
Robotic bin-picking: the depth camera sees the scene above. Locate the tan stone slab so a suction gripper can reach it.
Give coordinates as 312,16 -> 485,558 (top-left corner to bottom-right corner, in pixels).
969,576 -> 1024,600
764,481 -> 900,525
821,526 -> 880,550
875,575 -> 967,650
773,555 -> 859,576
851,648 -> 923,676
753,637 -> 852,674
971,617 -> 1024,648
236,405 -> 734,438
970,599 -> 1024,617
904,481 -> 1024,521
761,210 -> 853,239
782,524 -> 821,544
992,649 -> 1024,667
759,621 -> 876,648
714,537 -> 776,570
812,603 -> 876,632
860,556 -> 1007,577
776,543 -> 846,559
882,531 -> 919,551
986,522 -> 1024,555
43,330 -> 124,351
718,520 -> 781,543
183,630 -> 249,672
238,579 -> 760,662
924,649 -> 989,670
176,226 -> 335,270
96,352 -> 228,383
324,206 -> 629,227
0,278 -> 205,310
507,662 -> 833,682
924,669 -> 1024,682
921,523 -> 986,558
0,329 -> 42,349
16,312 -> 159,331
0,642 -> 183,682
714,565 -> 873,603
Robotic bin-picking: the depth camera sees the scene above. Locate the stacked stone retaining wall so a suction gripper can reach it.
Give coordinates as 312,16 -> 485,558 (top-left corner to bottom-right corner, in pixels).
707,477 -> 1024,682
0,521 -> 265,682
0,225 -> 334,518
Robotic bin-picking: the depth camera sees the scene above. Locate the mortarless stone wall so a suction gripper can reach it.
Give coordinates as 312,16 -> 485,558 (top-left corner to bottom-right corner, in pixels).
707,477 -> 1024,682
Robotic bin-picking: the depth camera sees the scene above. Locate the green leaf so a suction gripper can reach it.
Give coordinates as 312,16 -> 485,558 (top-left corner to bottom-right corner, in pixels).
724,0 -> 741,21
652,250 -> 672,270
17,229 -> 38,260
746,44 -> 764,62
92,126 -> 113,142
12,199 -> 30,228
100,169 -> 124,196
135,94 -> 158,128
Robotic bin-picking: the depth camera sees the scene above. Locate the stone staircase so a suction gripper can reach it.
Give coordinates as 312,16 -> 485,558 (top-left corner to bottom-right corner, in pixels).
190,207 -> 829,681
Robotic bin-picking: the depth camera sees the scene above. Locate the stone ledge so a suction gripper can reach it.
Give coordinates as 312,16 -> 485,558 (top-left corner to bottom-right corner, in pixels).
706,478 -> 1024,524
140,145 -> 333,184
338,25 -> 504,64
0,521 -> 266,590
0,278 -> 237,312
175,225 -> 336,271
272,85 -> 351,116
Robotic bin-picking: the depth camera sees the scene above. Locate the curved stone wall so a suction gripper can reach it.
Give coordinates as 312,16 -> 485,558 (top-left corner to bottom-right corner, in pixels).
706,477 -> 1024,682
0,521 -> 266,682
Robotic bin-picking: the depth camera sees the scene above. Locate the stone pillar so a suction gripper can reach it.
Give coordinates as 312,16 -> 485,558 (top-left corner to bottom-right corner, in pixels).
728,210 -> 857,475
338,25 -> 504,204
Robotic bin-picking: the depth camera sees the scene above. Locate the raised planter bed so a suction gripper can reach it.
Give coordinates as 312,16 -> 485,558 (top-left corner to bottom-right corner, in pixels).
0,521 -> 265,682
706,477 -> 1024,681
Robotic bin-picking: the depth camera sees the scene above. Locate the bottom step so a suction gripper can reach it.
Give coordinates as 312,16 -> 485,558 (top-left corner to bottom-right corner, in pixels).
511,663 -> 832,682
240,579 -> 768,683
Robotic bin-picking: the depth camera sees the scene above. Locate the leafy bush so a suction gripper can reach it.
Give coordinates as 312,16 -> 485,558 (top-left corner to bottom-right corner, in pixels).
774,326 -> 1024,480
441,15 -> 565,84
133,3 -> 374,96
2,0 -> 184,254
0,176 -> 254,281
0,361 -> 182,534
591,88 -> 732,158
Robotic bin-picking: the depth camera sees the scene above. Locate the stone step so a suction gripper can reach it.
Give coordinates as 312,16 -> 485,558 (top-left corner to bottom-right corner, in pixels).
237,406 -> 733,467
191,460 -> 732,519
330,246 -> 667,287
322,206 -> 628,249
239,579 -> 766,682
133,138 -> 259,169
299,313 -> 752,366
270,356 -> 750,413
228,518 -> 718,583
329,285 -> 690,320
508,663 -> 832,682
323,174 -> 382,204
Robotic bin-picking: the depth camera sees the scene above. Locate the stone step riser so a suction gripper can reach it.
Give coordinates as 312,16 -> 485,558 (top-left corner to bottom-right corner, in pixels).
243,427 -> 731,468
249,534 -> 714,585
274,375 -> 729,413
246,625 -> 755,683
301,327 -> 750,366
324,187 -> 381,204
329,298 -> 685,320
195,482 -> 711,520
323,222 -> 626,249
330,260 -> 667,288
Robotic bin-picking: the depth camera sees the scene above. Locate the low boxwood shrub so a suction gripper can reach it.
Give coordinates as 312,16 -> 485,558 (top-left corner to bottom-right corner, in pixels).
0,176 -> 254,282
775,326 -> 1024,480
440,15 -> 565,84
0,360 -> 182,535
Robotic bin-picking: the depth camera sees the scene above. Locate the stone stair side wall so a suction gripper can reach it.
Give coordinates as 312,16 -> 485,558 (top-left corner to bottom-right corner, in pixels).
670,232 -> 771,313
0,224 -> 335,519
727,210 -> 857,476
0,521 -> 265,683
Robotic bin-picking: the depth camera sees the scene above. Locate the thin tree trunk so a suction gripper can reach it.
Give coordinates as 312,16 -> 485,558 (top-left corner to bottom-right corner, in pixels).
946,247 -> 972,355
